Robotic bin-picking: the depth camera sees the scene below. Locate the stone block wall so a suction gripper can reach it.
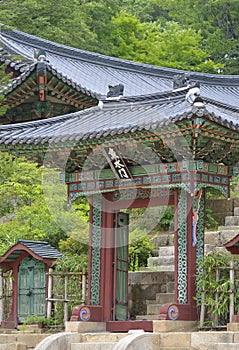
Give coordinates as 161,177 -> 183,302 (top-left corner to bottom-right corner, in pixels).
206,197 -> 239,226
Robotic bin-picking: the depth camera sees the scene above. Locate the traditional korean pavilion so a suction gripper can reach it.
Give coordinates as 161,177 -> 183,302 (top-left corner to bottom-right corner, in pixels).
0,26 -> 239,331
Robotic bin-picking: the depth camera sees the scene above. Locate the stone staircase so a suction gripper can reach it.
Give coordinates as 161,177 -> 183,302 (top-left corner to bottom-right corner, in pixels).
148,245 -> 175,272
71,332 -> 127,350
136,245 -> 175,320
225,207 -> 239,226
143,293 -> 175,320
33,328 -> 239,350
134,207 -> 239,321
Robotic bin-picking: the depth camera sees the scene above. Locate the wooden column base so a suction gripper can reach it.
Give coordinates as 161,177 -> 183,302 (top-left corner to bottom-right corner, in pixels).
70,305 -> 103,322
158,303 -> 198,321
0,320 -> 17,329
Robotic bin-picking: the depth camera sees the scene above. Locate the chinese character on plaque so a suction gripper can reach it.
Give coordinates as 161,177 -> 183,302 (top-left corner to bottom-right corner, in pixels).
104,147 -> 132,180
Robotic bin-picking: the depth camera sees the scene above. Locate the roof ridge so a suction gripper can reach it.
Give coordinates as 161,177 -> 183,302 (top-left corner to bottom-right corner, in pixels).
102,86 -> 190,104
18,239 -> 48,245
2,27 -> 239,85
204,97 -> 239,114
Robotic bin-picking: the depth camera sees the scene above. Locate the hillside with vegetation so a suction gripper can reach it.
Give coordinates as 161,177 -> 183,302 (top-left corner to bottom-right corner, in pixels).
0,0 -> 238,74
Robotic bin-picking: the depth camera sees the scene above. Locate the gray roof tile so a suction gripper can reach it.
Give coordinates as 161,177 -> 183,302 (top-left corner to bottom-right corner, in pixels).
0,89 -> 238,148
1,28 -> 239,105
17,240 -> 63,259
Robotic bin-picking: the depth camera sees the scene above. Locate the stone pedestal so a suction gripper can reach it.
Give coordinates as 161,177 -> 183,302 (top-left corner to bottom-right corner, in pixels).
65,321 -> 106,333
153,320 -> 197,333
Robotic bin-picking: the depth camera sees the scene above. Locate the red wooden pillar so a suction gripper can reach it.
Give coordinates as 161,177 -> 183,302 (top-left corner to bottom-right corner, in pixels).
72,194 -> 115,322
100,205 -> 114,322
159,187 -> 205,321
2,264 -> 19,328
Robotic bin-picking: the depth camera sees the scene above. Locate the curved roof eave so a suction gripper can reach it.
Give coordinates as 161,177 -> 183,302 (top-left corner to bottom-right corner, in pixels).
0,243 -> 45,264
0,240 -> 63,264
1,27 -> 239,102
4,60 -> 101,100
0,91 -> 239,148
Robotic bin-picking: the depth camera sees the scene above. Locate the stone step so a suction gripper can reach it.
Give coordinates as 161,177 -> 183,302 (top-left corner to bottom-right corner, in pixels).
80,333 -> 126,343
0,329 -> 18,334
138,265 -> 175,272
151,233 -> 174,247
159,255 -> 175,265
225,216 -> 239,226
204,231 -> 221,244
160,348 -> 193,350
234,207 -> 239,216
157,265 -> 175,272
147,256 -> 174,268
158,246 -> 174,256
71,342 -> 117,350
147,303 -> 162,315
218,226 -> 239,231
218,344 -> 239,350
155,292 -> 174,304
136,314 -> 158,320
204,243 -> 217,253
0,343 -> 25,350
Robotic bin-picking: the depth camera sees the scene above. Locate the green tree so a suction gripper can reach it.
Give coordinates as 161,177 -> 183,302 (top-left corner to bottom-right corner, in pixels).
110,12 -> 222,72
0,154 -> 90,254
0,153 -> 42,217
0,0 -> 227,72
137,0 -> 239,73
0,0 -> 97,50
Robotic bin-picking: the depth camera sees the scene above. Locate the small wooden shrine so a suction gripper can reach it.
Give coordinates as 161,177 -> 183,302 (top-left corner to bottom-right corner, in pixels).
0,240 -> 62,328
0,26 -> 239,331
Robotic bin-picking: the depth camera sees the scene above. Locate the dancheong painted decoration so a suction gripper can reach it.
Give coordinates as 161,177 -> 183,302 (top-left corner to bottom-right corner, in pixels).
0,25 -> 239,331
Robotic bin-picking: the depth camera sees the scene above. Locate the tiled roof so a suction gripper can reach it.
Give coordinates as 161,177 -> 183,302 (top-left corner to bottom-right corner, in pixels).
0,240 -> 63,263
0,88 -> 238,148
0,45 -> 32,72
17,240 -> 63,258
1,27 -> 239,104
5,60 -> 100,100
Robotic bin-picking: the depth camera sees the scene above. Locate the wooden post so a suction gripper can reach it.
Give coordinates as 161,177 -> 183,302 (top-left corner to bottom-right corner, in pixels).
215,268 -> 220,327
82,268 -> 86,304
47,268 -> 53,319
199,292 -> 205,328
0,269 -> 3,323
64,275 -> 68,322
229,260 -> 234,323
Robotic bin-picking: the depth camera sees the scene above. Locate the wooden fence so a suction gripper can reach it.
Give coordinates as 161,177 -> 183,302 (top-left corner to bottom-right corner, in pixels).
0,269 -> 13,324
200,261 -> 239,328
46,268 -> 87,323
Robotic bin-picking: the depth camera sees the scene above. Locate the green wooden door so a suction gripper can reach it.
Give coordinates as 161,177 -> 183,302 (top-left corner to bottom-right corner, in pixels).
18,256 -> 46,322
113,212 -> 129,321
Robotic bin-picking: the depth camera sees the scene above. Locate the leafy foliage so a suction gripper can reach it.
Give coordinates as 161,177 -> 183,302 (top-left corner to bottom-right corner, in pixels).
0,0 -> 97,50
196,251 -> 239,327
0,153 -> 90,255
0,0 -> 229,72
230,175 -> 239,198
129,229 -> 155,271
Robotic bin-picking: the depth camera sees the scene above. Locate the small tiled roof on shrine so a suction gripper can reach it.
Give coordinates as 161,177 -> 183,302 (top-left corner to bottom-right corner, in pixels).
1,26 -> 239,104
0,240 -> 63,264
